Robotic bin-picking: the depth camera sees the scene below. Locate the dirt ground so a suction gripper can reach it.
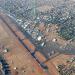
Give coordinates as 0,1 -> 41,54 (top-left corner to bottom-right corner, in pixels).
45,54 -> 75,75
43,24 -> 69,46
0,15 -> 48,75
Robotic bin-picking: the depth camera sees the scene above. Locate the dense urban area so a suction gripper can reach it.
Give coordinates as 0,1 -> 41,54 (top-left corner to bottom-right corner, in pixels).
0,0 -> 75,75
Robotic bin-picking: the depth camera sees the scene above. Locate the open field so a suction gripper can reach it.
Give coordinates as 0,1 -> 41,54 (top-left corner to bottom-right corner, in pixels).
0,13 -> 48,75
